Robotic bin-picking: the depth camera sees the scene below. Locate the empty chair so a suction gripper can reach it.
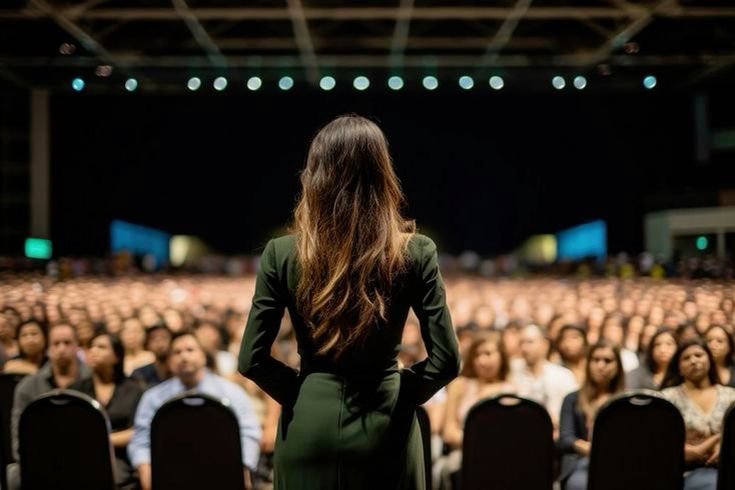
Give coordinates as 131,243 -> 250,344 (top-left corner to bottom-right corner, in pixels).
0,373 -> 26,490
718,402 -> 735,490
588,391 -> 684,490
18,389 -> 115,490
151,392 -> 245,490
461,394 -> 554,490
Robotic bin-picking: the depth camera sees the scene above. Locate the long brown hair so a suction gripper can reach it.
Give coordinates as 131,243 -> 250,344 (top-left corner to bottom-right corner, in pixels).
578,341 -> 625,420
460,331 -> 509,381
292,115 -> 416,358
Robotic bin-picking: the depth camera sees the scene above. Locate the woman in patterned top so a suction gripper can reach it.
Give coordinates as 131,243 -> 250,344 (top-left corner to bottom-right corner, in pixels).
661,338 -> 735,490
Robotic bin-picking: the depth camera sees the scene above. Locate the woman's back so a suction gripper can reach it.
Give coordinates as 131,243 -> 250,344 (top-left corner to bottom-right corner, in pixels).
238,232 -> 459,489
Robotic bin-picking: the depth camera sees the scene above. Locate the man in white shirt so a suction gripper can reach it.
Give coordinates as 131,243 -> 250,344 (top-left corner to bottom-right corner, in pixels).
511,324 -> 578,428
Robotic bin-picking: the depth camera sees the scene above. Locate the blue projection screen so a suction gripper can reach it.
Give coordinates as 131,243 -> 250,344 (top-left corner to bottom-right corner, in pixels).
556,220 -> 607,260
110,220 -> 170,267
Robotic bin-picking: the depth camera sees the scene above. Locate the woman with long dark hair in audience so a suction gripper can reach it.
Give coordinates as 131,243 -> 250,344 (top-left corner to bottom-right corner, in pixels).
71,331 -> 143,489
704,324 -> 735,387
0,307 -> 21,360
661,338 -> 735,490
120,317 -> 154,376
626,327 -> 677,390
238,115 -> 459,490
559,341 -> 625,490
3,320 -> 48,374
439,331 -> 514,489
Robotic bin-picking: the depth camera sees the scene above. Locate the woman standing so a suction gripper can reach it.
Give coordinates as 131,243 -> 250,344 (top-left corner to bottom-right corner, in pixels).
559,341 -> 626,490
71,331 -> 143,489
238,115 -> 460,490
661,338 -> 735,490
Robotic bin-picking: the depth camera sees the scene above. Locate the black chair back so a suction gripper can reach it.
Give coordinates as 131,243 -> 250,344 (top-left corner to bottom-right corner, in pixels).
588,391 -> 685,490
416,405 -> 433,489
151,391 -> 245,490
19,389 -> 115,490
718,401 -> 735,490
0,373 -> 26,489
461,394 -> 554,490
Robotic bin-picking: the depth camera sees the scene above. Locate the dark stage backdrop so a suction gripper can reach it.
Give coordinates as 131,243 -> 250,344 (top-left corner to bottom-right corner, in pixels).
50,90 -> 728,257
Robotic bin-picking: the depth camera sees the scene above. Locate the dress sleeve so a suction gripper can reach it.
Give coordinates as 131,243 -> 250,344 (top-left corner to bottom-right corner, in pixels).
238,239 -> 300,407
402,236 -> 460,405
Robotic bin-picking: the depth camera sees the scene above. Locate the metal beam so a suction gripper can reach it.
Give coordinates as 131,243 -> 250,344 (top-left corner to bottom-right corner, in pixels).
389,0 -> 414,68
171,0 -> 227,67
5,53 -> 733,69
286,0 -> 319,84
585,0 -> 676,66
5,5 -> 735,21
479,0 -> 534,66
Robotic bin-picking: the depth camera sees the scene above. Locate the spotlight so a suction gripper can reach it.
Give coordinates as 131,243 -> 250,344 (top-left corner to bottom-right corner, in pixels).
125,78 -> 138,92
247,77 -> 262,91
213,77 -> 228,91
573,76 -> 587,90
489,76 -> 504,90
643,75 -> 657,89
353,76 -> 370,91
187,77 -> 202,91
552,76 -> 566,90
388,76 -> 404,90
278,76 -> 294,90
459,76 -> 474,90
320,76 -> 336,91
422,76 -> 438,90
71,78 -> 85,92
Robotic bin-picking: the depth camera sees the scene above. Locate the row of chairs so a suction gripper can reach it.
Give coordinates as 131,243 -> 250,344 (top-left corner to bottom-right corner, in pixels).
435,391 -> 735,490
0,375 -> 245,490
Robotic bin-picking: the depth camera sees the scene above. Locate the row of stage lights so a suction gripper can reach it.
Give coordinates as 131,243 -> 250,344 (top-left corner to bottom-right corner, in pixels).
70,74 -> 659,92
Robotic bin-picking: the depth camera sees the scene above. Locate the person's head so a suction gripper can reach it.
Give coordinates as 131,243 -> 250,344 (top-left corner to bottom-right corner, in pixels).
675,323 -> 699,344
15,320 -> 48,361
86,332 -> 126,383
47,323 -> 79,372
578,341 -> 625,418
145,325 -> 172,362
168,332 -> 207,382
120,317 -> 146,352
501,322 -> 522,358
292,114 -> 416,358
600,316 -> 625,347
460,331 -> 509,383
646,327 -> 677,374
555,325 -> 588,364
0,313 -> 15,342
519,324 -> 549,366
584,341 -> 625,392
194,322 -> 222,354
704,325 -> 735,367
662,338 -> 719,389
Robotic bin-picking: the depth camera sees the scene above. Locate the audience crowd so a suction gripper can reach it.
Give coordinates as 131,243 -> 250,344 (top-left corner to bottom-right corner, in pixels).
1,270 -> 734,489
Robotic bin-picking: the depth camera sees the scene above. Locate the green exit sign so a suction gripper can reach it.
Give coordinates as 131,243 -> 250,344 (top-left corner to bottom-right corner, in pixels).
25,238 -> 52,259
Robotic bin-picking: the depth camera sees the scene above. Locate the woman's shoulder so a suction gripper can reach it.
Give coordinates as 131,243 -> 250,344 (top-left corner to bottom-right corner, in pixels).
716,384 -> 735,402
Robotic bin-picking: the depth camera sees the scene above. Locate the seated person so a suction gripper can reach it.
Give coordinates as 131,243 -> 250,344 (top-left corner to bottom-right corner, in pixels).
704,325 -> 735,387
8,323 -> 90,490
128,331 -> 261,490
120,318 -> 155,376
559,341 -> 626,490
511,324 -> 578,428
555,325 -> 588,385
626,327 -> 676,390
661,338 -> 735,490
440,331 -> 514,488
131,325 -> 172,389
3,320 -> 48,375
71,332 -> 143,489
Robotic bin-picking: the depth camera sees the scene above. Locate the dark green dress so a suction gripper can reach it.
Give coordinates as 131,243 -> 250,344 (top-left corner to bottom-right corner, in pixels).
238,233 -> 459,490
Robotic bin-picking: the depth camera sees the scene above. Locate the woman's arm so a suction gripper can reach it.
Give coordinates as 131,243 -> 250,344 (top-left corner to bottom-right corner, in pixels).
110,428 -> 133,448
684,434 -> 720,464
441,378 -> 465,449
403,236 -> 461,405
238,239 -> 299,407
559,392 -> 587,455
